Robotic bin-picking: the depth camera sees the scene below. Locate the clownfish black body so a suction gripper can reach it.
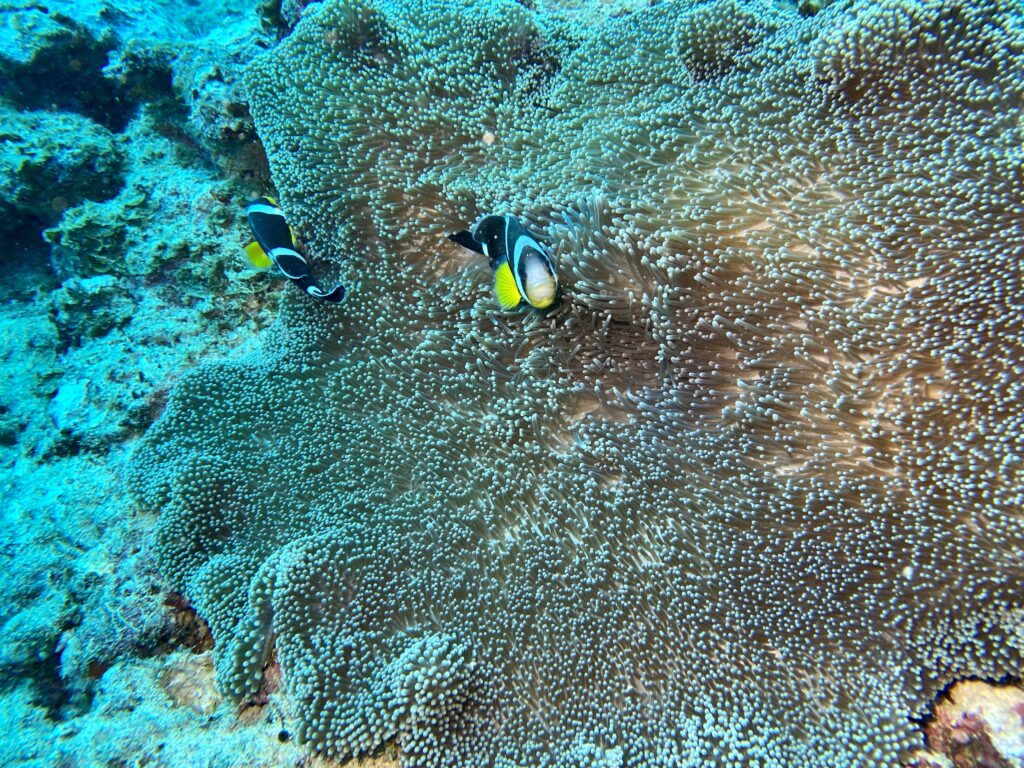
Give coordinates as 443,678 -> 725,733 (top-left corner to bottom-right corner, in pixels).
244,197 -> 346,304
448,214 -> 559,310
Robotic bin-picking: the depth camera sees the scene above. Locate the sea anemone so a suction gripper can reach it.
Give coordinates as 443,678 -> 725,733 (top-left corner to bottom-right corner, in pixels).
131,0 -> 1024,765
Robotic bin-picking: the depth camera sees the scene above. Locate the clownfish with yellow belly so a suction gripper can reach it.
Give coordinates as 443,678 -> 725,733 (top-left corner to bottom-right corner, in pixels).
449,214 -> 559,310
243,196 -> 346,304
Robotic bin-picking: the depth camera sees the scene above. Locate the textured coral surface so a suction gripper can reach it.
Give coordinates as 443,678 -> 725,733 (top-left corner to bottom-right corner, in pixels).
133,0 -> 1024,765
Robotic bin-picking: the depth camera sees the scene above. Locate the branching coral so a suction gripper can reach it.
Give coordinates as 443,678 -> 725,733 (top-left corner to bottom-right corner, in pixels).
131,0 -> 1024,765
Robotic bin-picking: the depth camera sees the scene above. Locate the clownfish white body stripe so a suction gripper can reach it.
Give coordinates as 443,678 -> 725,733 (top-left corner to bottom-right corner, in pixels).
448,214 -> 559,310
243,196 -> 346,304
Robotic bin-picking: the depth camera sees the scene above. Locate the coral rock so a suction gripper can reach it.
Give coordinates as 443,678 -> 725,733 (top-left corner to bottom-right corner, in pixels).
50,275 -> 134,350
915,681 -> 1024,768
159,652 -> 222,717
0,106 -> 125,235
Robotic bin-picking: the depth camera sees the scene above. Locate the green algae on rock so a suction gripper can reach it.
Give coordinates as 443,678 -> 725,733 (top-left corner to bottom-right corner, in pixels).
132,0 -> 1024,765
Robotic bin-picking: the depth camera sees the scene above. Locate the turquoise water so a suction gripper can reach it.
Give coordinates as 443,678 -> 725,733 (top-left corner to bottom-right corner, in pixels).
3,0 -> 1024,766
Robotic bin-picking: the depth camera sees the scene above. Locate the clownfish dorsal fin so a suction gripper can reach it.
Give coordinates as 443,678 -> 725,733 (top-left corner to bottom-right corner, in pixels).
448,229 -> 484,255
494,259 -> 522,309
243,240 -> 273,270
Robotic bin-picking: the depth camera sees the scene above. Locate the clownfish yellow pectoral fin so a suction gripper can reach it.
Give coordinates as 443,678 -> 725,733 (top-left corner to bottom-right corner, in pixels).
243,241 -> 273,270
494,260 -> 523,309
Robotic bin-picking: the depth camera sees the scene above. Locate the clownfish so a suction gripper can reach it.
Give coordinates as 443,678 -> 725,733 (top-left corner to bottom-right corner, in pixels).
244,197 -> 346,304
449,214 -> 559,310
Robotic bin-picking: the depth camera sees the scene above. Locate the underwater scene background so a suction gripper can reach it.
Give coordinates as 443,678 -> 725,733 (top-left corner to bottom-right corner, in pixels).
3,0 -> 1024,766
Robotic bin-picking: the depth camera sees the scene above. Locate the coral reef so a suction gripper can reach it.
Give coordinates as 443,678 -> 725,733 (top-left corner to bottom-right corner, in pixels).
131,0 -> 1024,765
0,644 -> 376,767
0,0 -> 281,457
0,0 -> 292,763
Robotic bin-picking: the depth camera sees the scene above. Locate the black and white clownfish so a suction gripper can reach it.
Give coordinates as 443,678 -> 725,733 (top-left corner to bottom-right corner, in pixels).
448,214 -> 559,310
244,196 -> 346,304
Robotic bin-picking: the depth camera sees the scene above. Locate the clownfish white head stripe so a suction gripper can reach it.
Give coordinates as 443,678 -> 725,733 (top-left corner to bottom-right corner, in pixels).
448,214 -> 559,310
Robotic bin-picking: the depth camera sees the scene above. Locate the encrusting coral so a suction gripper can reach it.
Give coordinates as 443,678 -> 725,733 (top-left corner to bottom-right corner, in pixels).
131,0 -> 1024,765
